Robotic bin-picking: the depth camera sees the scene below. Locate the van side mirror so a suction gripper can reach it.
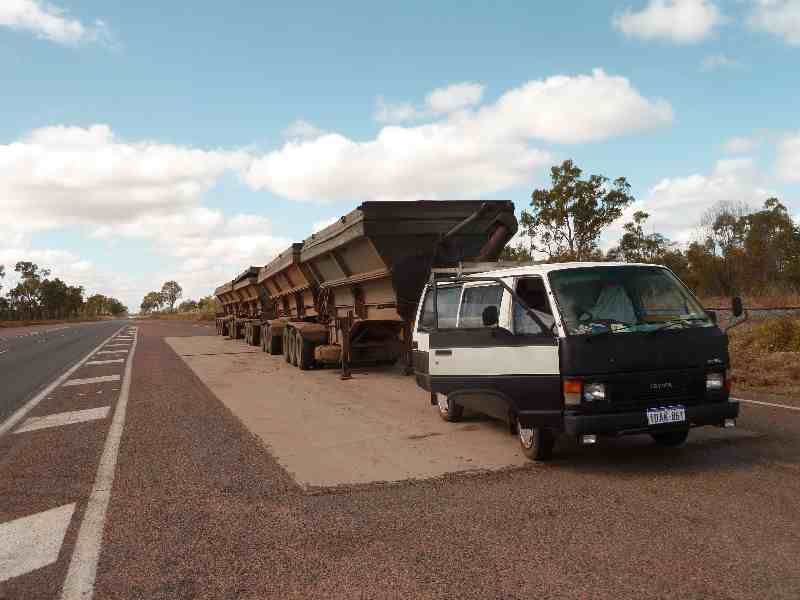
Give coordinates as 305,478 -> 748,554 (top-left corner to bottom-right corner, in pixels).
731,296 -> 743,318
482,305 -> 499,327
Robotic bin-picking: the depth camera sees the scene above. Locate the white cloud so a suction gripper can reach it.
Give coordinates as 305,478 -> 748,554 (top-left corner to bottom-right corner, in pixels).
613,0 -> 724,44
373,97 -> 425,124
0,124 -> 249,234
776,132 -> 800,182
636,158 -> 773,242
0,0 -> 109,45
425,82 -> 485,113
311,218 -> 338,233
747,0 -> 800,46
283,120 -> 327,140
247,69 -> 673,202
700,53 -> 741,71
375,82 -> 485,124
723,136 -> 758,154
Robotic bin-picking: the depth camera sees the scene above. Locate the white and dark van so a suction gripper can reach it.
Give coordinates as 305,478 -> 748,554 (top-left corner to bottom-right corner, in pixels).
412,262 -> 741,460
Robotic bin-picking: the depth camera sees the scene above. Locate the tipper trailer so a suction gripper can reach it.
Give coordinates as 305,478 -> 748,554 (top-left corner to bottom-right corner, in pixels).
215,200 -> 518,375
214,267 -> 261,339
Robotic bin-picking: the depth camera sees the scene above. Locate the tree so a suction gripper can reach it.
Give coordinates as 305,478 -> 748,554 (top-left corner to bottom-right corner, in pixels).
608,211 -> 674,263
520,160 -> 634,261
161,281 -> 182,311
178,299 -> 199,312
0,264 -> 4,294
140,291 -> 165,314
40,278 -> 69,319
10,262 -> 50,319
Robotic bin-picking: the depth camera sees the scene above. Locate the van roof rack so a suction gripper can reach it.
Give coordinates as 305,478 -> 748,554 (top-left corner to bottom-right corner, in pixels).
429,261 -> 537,281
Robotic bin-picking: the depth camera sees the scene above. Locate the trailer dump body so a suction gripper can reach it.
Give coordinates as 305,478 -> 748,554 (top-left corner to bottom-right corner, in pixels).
217,200 -> 518,373
214,282 -> 235,335
214,267 -> 259,338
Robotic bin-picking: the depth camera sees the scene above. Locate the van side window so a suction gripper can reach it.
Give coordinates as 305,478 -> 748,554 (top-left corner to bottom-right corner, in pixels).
514,277 -> 555,335
419,285 -> 462,331
458,285 -> 503,329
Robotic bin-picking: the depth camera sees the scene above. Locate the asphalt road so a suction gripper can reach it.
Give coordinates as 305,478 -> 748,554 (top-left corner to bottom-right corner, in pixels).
0,320 -> 128,423
1,319 -> 798,599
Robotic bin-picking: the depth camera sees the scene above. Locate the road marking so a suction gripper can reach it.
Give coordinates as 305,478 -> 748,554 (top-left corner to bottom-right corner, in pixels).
86,359 -> 125,366
733,397 -> 800,412
63,375 -> 121,387
60,325 -> 138,600
0,326 -> 126,439
0,504 -> 76,583
15,407 -> 110,434
95,350 -> 128,355
104,344 -> 130,348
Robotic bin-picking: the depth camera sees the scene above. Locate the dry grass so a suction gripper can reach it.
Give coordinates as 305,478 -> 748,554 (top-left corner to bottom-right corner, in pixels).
728,315 -> 800,396
701,293 -> 800,309
139,310 -> 215,322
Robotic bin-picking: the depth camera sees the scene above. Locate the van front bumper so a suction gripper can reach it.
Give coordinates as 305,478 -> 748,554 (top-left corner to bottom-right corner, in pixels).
563,400 -> 739,436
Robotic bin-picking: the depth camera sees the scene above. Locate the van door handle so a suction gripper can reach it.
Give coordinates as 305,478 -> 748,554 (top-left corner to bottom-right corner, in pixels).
434,349 -> 452,356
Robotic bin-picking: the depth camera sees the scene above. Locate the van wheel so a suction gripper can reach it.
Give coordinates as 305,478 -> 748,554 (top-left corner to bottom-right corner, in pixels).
297,336 -> 315,370
436,393 -> 463,422
517,418 -> 554,461
651,429 -> 689,447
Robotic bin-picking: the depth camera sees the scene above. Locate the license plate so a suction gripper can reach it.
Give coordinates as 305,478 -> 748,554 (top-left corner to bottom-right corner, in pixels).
646,405 -> 686,425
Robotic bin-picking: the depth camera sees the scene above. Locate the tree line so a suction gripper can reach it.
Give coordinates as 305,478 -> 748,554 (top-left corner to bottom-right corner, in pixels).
503,160 -> 800,298
0,261 -> 128,321
138,280 -> 217,315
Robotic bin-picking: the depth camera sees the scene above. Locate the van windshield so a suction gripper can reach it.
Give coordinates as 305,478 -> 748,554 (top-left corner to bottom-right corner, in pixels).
547,266 -> 711,336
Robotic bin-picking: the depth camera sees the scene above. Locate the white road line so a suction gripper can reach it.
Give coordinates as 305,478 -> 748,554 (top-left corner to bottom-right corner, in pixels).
0,504 -> 76,583
95,350 -> 128,355
63,375 -> 121,387
104,344 -> 130,348
15,407 -> 110,434
85,359 -> 125,366
60,326 -> 138,600
733,397 -> 800,412
0,326 -> 126,439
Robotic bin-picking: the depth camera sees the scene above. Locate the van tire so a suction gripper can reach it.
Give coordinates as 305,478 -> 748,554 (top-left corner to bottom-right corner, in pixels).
297,336 -> 315,370
517,418 -> 554,461
651,429 -> 689,447
436,393 -> 463,422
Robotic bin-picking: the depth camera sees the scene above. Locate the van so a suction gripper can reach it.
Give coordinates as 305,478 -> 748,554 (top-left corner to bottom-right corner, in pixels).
412,262 -> 741,460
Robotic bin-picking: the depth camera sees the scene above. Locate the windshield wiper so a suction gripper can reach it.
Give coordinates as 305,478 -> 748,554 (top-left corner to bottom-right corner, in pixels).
648,316 -> 707,334
585,322 -> 641,340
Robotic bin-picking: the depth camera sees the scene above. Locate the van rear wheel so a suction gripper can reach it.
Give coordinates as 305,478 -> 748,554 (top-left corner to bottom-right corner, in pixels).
651,429 -> 689,447
517,418 -> 554,461
436,393 -> 463,422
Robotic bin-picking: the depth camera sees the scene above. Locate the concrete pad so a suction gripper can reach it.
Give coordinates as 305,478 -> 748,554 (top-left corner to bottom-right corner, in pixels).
166,336 -> 529,488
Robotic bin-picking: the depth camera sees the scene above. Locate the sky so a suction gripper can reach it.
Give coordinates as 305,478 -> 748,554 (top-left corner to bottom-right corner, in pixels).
0,0 -> 798,311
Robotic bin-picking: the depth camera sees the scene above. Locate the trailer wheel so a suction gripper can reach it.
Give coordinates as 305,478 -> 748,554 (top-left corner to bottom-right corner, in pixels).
266,327 -> 282,355
290,330 -> 299,367
651,429 -> 689,447
297,336 -> 315,370
283,328 -> 292,363
517,417 -> 554,461
436,393 -> 463,422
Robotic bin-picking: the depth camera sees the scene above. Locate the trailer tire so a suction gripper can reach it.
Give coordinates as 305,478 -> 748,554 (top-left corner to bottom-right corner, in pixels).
517,418 -> 554,461
283,328 -> 292,363
651,429 -> 689,447
267,327 -> 282,355
290,329 -> 299,367
436,393 -> 463,422
297,336 -> 315,370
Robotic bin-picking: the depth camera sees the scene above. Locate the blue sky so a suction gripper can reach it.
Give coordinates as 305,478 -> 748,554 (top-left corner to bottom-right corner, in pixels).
0,0 -> 798,310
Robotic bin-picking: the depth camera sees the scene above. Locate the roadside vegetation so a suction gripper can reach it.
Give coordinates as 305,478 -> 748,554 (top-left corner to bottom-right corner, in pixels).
728,316 -> 800,396
138,280 -> 218,321
505,160 -> 800,301
0,261 -> 127,325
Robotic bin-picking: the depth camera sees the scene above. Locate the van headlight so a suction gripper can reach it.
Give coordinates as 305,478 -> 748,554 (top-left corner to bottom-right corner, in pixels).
706,372 -> 724,391
583,382 -> 606,402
